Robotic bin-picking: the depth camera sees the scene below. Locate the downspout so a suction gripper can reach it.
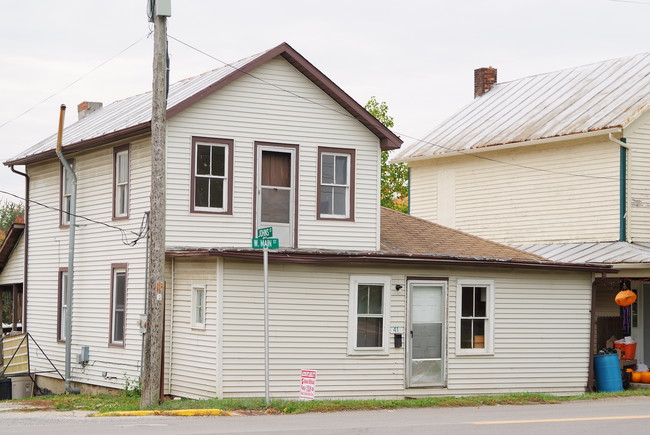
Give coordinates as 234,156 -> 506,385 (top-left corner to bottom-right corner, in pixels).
609,133 -> 629,242
55,104 -> 80,394
10,166 -> 28,333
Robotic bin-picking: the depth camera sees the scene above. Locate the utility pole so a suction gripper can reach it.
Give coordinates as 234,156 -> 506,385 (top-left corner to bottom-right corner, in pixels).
141,0 -> 170,408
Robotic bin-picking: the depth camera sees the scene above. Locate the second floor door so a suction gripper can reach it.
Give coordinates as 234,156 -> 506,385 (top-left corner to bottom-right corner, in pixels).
255,143 -> 297,248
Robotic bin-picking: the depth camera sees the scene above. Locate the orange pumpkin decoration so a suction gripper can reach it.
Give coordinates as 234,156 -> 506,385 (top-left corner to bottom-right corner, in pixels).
632,372 -> 642,383
615,290 -> 637,307
640,372 -> 650,383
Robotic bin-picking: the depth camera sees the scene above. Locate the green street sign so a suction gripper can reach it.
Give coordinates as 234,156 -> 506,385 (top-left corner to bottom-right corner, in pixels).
257,227 -> 273,238
252,237 -> 279,249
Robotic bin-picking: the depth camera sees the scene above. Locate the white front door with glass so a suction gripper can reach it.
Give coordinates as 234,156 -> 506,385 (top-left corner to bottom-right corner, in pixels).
407,281 -> 446,387
256,145 -> 296,248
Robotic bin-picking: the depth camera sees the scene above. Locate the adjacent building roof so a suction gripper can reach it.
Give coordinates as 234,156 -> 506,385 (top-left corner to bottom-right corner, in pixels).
395,52 -> 650,161
514,241 -> 650,266
0,223 -> 24,274
6,42 -> 402,166
167,208 -> 613,273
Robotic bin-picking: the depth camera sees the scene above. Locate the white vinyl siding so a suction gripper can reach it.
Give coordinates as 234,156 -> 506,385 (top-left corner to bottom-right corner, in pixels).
165,57 -> 381,251
410,138 -> 620,244
0,235 -> 24,285
25,137 -> 150,391
162,259 -> 594,400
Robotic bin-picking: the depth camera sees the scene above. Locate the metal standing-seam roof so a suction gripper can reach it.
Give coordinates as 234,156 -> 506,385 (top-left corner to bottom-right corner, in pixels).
6,42 -> 401,166
513,241 -> 650,265
394,52 -> 650,161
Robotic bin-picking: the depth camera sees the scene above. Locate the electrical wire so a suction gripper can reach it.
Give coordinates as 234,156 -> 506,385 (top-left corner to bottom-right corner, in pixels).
168,35 -> 633,183
0,33 -> 150,131
0,189 -> 148,247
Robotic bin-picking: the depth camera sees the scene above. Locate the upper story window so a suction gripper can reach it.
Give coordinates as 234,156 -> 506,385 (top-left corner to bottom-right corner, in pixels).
456,280 -> 494,355
318,147 -> 355,220
191,137 -> 233,214
60,161 -> 74,227
113,146 -> 130,219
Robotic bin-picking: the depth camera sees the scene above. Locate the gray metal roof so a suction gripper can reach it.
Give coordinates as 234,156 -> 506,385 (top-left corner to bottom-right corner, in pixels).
8,50 -> 268,163
513,241 -> 650,265
395,52 -> 650,161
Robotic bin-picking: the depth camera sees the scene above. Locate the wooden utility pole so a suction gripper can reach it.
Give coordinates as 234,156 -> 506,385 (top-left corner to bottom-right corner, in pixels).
141,1 -> 169,408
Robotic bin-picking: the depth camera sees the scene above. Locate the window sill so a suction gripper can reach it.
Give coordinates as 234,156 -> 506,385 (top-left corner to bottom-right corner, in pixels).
347,348 -> 390,356
455,350 -> 494,357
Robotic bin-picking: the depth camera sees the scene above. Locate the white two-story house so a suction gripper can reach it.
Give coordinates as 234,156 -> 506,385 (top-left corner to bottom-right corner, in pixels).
395,53 -> 650,367
3,43 -> 609,399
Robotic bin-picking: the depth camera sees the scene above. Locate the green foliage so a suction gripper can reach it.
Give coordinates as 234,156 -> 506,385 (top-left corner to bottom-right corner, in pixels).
0,199 -> 24,234
364,96 -> 408,213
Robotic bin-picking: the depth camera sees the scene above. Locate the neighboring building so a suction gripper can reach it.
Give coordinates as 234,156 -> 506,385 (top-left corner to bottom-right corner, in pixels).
394,52 -> 650,364
2,43 -> 609,398
0,222 -> 25,334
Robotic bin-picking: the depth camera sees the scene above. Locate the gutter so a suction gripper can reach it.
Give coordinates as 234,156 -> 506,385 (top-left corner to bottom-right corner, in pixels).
9,166 -> 28,333
55,104 -> 80,395
394,128 -> 623,164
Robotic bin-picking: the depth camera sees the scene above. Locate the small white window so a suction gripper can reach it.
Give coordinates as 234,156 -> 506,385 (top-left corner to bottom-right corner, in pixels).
111,268 -> 127,345
192,285 -> 207,329
194,143 -> 228,211
456,279 -> 494,355
320,152 -> 350,218
348,275 -> 391,355
58,271 -> 68,341
61,163 -> 74,226
114,148 -> 129,218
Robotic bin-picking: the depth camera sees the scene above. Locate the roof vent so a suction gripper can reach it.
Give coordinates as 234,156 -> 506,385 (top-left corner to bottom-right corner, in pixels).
77,101 -> 103,120
474,67 -> 497,98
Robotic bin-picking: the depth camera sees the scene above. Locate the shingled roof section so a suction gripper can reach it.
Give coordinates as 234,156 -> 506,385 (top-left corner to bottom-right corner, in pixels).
380,207 -> 543,261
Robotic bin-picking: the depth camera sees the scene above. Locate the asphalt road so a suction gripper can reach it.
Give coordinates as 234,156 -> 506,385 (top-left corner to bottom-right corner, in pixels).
2,396 -> 650,435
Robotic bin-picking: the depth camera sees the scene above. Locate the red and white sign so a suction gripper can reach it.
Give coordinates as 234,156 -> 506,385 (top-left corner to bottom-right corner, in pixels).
299,369 -> 317,401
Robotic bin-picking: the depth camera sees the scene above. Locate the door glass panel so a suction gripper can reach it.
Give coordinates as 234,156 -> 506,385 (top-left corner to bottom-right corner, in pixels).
262,151 -> 291,187
412,322 -> 441,359
261,188 -> 290,223
411,359 -> 442,385
409,284 -> 444,387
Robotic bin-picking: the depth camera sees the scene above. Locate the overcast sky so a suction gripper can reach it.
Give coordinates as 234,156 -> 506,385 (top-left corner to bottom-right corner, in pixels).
1,0 -> 650,202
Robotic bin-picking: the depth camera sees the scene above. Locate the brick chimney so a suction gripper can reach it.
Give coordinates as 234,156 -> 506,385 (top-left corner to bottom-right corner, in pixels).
474,67 -> 497,98
77,101 -> 103,120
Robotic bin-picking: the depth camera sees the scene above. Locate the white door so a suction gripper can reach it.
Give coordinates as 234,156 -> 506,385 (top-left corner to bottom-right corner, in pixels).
256,145 -> 296,248
408,281 -> 446,387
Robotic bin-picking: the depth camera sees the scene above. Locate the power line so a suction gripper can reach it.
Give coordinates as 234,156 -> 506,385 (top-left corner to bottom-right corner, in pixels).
168,36 -> 632,183
0,189 -> 148,247
0,33 -> 150,131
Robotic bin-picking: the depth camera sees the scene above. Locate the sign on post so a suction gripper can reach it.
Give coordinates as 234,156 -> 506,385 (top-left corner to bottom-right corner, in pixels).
252,237 -> 279,249
299,369 -> 317,401
257,227 -> 273,238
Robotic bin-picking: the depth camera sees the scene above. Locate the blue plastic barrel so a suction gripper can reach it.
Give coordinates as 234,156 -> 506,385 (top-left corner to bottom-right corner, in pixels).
594,354 -> 623,392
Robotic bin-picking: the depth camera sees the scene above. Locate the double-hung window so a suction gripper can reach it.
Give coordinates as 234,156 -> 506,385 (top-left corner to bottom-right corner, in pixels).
457,280 -> 494,354
110,265 -> 127,346
191,137 -> 233,214
113,146 -> 130,219
60,161 -> 74,226
348,275 -> 390,355
57,269 -> 68,342
318,147 -> 355,220
192,285 -> 207,329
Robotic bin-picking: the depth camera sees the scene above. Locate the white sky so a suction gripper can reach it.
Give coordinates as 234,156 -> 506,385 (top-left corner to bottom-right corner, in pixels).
1,0 -> 649,202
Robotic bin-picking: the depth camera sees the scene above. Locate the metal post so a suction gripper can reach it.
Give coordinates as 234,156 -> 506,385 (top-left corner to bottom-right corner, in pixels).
264,248 -> 270,406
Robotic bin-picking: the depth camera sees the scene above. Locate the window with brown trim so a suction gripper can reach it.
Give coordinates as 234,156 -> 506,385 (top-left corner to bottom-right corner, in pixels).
57,268 -> 68,342
109,265 -> 127,346
318,147 -> 355,220
190,137 -> 234,214
113,145 -> 130,219
60,161 -> 74,227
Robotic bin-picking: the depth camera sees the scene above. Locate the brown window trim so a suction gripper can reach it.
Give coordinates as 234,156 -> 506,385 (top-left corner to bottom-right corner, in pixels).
112,144 -> 131,220
190,136 -> 234,215
108,263 -> 128,348
57,267 -> 68,343
59,159 -> 75,229
253,141 -> 300,248
317,147 -> 355,221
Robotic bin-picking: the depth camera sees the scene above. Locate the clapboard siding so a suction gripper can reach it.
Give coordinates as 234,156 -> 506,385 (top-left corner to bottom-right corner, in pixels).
162,259 -> 593,400
627,110 -> 650,242
165,57 -> 381,251
409,138 -> 620,244
26,138 -> 150,390
0,235 -> 23,284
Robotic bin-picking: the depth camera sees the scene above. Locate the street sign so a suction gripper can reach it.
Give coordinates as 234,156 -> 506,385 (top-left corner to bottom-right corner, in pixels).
252,237 -> 279,249
257,227 -> 273,238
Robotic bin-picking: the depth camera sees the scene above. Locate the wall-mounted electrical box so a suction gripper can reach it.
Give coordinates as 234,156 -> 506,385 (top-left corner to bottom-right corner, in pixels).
77,346 -> 89,364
